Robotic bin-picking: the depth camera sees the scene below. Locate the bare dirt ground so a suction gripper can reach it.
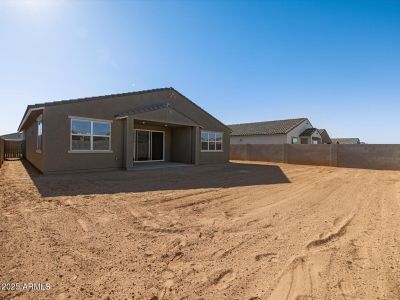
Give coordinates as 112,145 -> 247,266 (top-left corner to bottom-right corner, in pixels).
1,160 -> 400,300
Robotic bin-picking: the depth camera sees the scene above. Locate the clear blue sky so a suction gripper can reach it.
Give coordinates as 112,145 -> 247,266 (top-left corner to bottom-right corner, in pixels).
1,0 -> 399,143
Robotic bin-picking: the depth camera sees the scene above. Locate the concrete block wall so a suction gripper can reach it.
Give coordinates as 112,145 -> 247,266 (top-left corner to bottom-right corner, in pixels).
230,144 -> 400,171
247,144 -> 285,162
230,144 -> 248,161
286,144 -> 334,166
337,145 -> 400,170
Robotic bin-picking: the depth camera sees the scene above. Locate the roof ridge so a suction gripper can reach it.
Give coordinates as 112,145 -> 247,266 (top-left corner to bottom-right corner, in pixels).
286,118 -> 309,133
29,87 -> 173,108
228,117 -> 307,127
229,118 -> 310,136
171,89 -> 231,132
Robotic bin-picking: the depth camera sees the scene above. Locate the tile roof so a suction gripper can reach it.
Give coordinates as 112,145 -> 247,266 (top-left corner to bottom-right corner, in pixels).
300,128 -> 318,137
317,129 -> 327,135
229,118 -> 308,136
318,129 -> 332,144
331,138 -> 361,144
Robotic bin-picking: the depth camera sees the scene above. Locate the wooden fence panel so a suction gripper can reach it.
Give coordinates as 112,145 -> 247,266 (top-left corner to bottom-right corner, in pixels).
0,139 -> 4,167
4,140 -> 25,160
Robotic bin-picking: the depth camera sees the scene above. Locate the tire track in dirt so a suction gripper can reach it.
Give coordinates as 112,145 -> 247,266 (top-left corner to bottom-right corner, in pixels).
262,171 -> 384,300
196,168 -> 364,299
306,213 -> 355,250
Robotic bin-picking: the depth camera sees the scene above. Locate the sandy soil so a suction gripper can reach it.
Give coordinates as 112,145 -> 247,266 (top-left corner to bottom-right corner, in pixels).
1,160 -> 400,300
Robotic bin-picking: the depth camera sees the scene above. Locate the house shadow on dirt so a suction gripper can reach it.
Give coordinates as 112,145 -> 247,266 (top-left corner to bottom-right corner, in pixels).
22,160 -> 290,197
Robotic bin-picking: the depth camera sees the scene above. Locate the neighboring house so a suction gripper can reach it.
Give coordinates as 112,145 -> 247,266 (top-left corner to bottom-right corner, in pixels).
317,129 -> 332,144
299,128 -> 323,144
229,118 -> 328,145
331,138 -> 361,144
0,132 -> 24,141
18,87 -> 230,174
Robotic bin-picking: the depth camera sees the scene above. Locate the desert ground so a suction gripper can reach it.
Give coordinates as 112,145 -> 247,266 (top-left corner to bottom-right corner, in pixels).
1,160 -> 400,300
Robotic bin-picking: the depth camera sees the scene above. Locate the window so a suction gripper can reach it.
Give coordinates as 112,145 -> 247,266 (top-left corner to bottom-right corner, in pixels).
312,138 -> 320,144
201,131 -> 223,152
37,118 -> 43,152
70,118 -> 111,151
291,137 -> 298,144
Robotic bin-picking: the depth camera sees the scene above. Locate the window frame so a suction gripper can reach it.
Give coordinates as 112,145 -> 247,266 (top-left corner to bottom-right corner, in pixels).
291,137 -> 298,144
69,117 -> 113,153
36,115 -> 43,153
312,138 -> 320,145
200,131 -> 223,152
300,137 -> 309,144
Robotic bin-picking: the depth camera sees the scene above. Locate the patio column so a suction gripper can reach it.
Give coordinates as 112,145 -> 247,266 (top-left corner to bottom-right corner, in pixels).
124,116 -> 134,169
193,126 -> 200,165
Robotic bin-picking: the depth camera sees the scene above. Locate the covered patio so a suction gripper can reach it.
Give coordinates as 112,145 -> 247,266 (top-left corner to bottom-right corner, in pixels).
115,102 -> 202,169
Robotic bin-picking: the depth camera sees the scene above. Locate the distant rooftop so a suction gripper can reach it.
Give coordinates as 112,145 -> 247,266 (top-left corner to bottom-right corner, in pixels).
300,128 -> 318,137
0,132 -> 24,141
318,129 -> 332,144
229,118 -> 308,136
331,138 -> 361,144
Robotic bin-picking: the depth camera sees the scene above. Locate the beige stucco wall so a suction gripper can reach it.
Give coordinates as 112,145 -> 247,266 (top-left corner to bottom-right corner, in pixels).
230,134 -> 286,145
285,119 -> 313,144
171,127 -> 192,164
25,114 -> 44,172
310,131 -> 323,144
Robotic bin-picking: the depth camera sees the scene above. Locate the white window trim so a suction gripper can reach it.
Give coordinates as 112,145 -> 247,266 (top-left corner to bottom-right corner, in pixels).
200,131 -> 224,152
68,150 -> 113,154
36,115 -> 43,153
291,137 -> 299,144
68,115 -> 114,123
69,117 -> 112,153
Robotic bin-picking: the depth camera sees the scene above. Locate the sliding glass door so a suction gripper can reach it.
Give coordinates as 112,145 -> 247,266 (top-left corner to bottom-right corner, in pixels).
135,130 -> 150,161
134,130 -> 164,162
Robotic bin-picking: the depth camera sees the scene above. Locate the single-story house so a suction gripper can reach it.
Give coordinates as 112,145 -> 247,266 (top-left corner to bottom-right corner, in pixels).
18,87 -> 230,174
229,118 -> 329,145
331,138 -> 361,144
